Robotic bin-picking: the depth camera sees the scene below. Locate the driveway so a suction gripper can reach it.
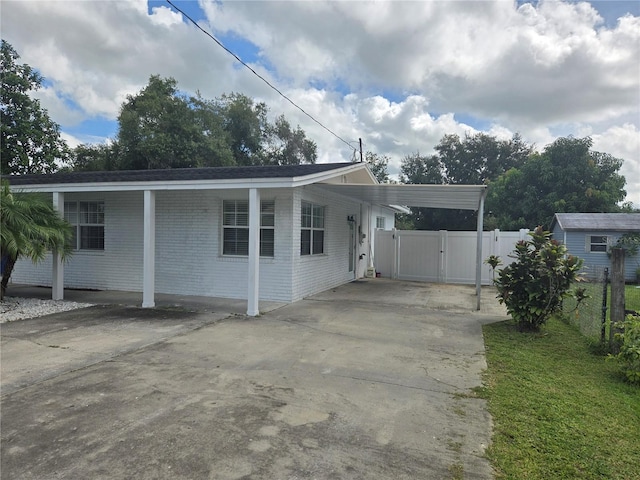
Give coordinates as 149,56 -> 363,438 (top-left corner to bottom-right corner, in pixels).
1,280 -> 502,479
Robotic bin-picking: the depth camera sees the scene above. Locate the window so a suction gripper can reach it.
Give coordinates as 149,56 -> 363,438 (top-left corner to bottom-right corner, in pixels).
301,201 -> 325,255
376,216 -> 386,229
223,200 -> 274,257
588,235 -> 608,253
64,201 -> 105,250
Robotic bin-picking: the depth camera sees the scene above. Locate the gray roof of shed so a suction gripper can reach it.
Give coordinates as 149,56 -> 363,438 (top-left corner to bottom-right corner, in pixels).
553,213 -> 640,232
6,163 -> 354,185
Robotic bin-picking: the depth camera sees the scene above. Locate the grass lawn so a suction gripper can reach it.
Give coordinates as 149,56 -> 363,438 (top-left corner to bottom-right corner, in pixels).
482,317 -> 640,480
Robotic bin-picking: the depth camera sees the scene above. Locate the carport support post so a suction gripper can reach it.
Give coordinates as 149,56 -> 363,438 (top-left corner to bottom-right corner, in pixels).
475,189 -> 487,311
142,190 -> 156,308
247,188 -> 260,316
52,192 -> 64,300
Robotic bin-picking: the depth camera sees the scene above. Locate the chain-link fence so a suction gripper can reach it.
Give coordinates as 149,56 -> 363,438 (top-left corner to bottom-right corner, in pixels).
563,264 -> 640,347
563,265 -> 608,343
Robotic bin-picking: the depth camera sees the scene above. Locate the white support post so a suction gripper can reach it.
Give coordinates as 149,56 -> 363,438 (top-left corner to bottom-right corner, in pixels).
142,190 -> 156,308
475,189 -> 487,310
247,188 -> 261,316
52,192 -> 64,300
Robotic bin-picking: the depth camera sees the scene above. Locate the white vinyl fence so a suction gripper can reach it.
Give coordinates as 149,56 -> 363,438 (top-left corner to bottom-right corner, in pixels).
374,229 -> 529,285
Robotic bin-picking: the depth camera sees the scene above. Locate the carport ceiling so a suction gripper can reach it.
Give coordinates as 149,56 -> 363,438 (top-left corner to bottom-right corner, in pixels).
318,184 -> 487,210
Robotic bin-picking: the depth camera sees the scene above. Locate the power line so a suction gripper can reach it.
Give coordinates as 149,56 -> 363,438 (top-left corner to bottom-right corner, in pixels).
165,0 -> 357,154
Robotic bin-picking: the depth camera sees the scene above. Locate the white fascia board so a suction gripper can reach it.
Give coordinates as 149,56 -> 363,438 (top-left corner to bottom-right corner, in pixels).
10,177 -> 300,193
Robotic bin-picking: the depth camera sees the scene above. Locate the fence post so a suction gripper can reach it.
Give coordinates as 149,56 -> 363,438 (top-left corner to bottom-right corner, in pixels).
601,267 -> 608,345
609,248 -> 626,353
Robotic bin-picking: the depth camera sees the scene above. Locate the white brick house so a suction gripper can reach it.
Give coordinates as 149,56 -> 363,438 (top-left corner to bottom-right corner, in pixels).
8,163 -> 487,314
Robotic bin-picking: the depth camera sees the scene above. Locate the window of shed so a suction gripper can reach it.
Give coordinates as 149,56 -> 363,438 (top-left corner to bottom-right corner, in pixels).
589,235 -> 608,253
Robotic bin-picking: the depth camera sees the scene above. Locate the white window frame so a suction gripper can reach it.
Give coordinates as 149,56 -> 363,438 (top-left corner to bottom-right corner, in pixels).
301,201 -> 325,256
587,234 -> 608,253
64,201 -> 105,250
376,216 -> 386,230
222,199 -> 274,257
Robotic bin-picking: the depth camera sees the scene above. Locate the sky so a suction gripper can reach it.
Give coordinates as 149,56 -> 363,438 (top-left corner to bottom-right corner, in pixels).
2,0 -> 639,206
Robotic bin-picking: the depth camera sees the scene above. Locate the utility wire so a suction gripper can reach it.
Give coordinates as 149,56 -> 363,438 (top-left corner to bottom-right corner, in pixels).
165,0 -> 357,154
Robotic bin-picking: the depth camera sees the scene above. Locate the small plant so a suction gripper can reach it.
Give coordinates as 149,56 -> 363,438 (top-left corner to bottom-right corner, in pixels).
609,314 -> 640,385
484,254 -> 502,281
492,226 -> 584,332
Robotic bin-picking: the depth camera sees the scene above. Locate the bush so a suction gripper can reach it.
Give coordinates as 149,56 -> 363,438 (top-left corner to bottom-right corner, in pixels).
492,226 -> 583,332
610,314 -> 640,385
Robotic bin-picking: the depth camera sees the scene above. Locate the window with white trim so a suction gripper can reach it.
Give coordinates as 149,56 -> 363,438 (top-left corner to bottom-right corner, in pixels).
64,201 -> 105,250
376,216 -> 386,229
301,201 -> 325,255
588,235 -> 608,253
223,200 -> 274,257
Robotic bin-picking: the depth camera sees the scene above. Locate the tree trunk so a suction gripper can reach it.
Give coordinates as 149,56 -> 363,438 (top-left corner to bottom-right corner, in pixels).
1,256 -> 17,301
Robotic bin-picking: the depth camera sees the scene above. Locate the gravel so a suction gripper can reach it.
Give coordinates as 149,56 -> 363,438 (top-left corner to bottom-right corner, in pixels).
0,297 -> 94,323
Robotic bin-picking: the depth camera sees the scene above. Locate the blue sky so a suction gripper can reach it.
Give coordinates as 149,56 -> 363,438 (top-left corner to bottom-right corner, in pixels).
2,0 -> 639,205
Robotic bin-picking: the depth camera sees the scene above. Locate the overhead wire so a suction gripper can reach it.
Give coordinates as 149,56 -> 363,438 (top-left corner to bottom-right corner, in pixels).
165,0 -> 358,156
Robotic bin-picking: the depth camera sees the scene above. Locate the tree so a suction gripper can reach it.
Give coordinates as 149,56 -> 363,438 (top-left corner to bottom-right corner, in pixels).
115,75 -> 234,170
398,133 -> 534,230
486,137 -> 627,230
262,115 -> 317,165
68,143 -> 120,172
216,92 -> 268,166
364,152 -> 391,183
1,181 -> 73,300
1,40 -> 69,175
78,78 -> 317,171
492,226 -> 583,332
436,132 -> 532,185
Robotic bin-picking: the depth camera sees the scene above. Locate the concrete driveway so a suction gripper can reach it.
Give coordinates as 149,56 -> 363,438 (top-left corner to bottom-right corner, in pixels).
1,280 -> 502,479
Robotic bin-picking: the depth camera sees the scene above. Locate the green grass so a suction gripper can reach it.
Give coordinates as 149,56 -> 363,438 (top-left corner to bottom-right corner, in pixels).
482,317 -> 640,480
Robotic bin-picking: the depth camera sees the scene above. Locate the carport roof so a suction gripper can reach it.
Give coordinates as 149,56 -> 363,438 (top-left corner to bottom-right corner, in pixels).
319,183 -> 487,210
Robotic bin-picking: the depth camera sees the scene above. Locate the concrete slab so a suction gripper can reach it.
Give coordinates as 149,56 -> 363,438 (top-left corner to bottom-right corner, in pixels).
1,280 -> 504,479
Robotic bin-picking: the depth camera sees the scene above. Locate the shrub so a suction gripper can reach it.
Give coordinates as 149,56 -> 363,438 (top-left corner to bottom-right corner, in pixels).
609,314 -> 640,385
492,226 -> 583,332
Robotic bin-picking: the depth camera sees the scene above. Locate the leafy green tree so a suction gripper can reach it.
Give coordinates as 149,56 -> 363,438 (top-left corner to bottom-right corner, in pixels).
116,75 -> 235,170
83,79 -> 317,171
398,133 -> 533,230
1,40 -> 69,175
436,132 -> 532,185
1,181 -> 73,300
216,92 -> 268,166
68,143 -> 121,171
262,115 -> 317,165
364,152 -> 391,183
486,137 -> 627,230
189,93 -> 235,167
492,226 -> 583,332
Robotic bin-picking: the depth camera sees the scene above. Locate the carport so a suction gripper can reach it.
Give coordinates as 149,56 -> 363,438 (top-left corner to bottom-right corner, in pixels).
319,183 -> 488,309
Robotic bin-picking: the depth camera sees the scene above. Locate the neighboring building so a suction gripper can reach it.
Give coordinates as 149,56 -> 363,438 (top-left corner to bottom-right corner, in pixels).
550,213 -> 640,281
8,163 -> 487,314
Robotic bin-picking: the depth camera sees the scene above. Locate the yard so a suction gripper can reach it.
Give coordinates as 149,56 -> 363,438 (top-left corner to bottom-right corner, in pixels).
482,316 -> 640,479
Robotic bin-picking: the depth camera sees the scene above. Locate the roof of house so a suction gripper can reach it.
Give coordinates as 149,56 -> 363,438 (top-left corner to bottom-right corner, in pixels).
6,163 -> 355,185
5,162 -> 487,211
552,213 -> 640,232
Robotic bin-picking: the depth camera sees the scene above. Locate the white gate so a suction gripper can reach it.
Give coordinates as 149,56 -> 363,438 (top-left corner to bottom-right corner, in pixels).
374,229 -> 529,285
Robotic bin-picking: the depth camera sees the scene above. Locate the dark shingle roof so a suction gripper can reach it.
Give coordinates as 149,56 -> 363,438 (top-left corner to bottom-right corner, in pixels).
5,163 -> 355,186
553,213 -> 640,232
